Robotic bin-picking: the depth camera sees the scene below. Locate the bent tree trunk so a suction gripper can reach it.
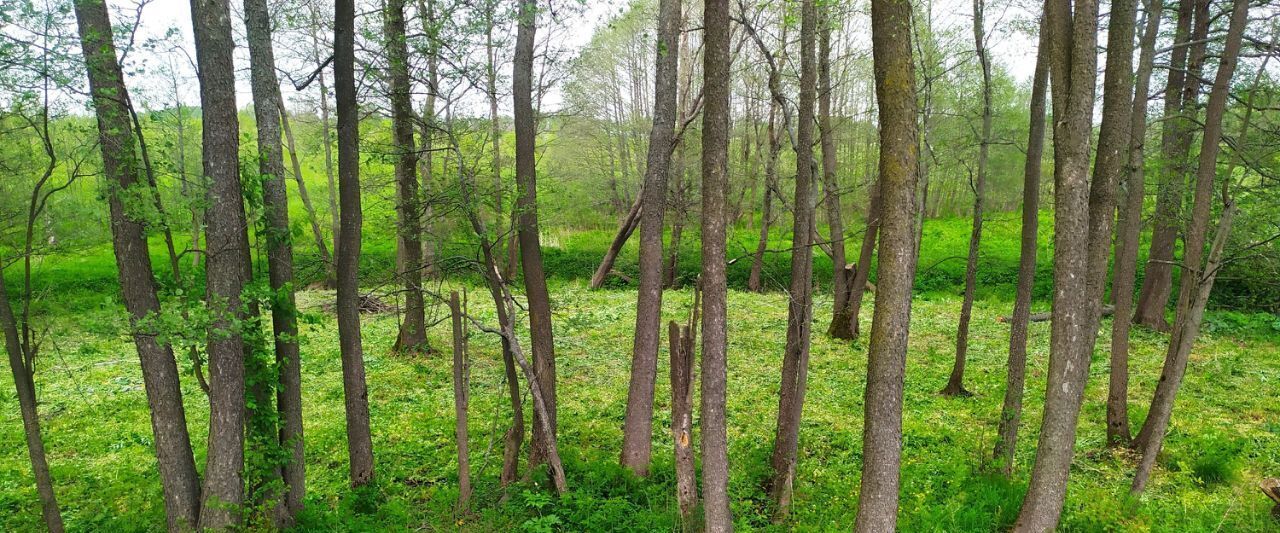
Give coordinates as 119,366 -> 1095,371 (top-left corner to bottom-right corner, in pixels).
590,195 -> 643,289
841,178 -> 881,340
992,8 -> 1049,476
854,0 -> 920,528
619,0 -> 682,476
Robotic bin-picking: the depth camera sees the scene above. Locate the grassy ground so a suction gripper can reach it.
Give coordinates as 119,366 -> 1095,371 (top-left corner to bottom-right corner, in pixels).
1,279 -> 1277,531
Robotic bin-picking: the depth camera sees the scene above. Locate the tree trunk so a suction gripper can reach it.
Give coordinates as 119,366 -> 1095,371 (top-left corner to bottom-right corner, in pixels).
0,266 -> 63,531
74,2 -> 202,528
308,5 -> 340,256
992,9 -> 1049,476
448,291 -> 472,512
820,8 -> 849,340
514,0 -> 558,470
854,1 -> 919,529
335,0 -> 376,487
243,0 -> 304,520
279,107 -> 336,287
590,195 -> 643,289
190,0 -> 252,525
942,0 -> 992,398
670,287 -> 698,520
769,0 -> 817,521
1107,0 -> 1158,448
1013,0 -> 1099,528
700,0 -> 733,527
748,104 -> 782,293
1133,0 -> 1204,331
841,178 -> 881,340
1130,0 -> 1248,484
619,0 -> 681,477
386,0 -> 429,355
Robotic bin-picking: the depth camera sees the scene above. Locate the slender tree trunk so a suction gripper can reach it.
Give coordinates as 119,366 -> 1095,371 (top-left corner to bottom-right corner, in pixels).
700,0 -> 733,527
820,7 -> 849,339
189,0 -> 253,525
1133,0 -> 1202,331
670,284 -> 699,520
992,10 -> 1049,476
486,3 -> 505,265
244,0 -> 303,521
1013,0 -> 1099,528
1107,0 -> 1157,448
279,107 -> 336,287
416,0 -> 440,279
448,291 -> 471,512
74,3 -> 202,528
854,0 -> 919,529
619,0 -> 682,476
386,0 -> 429,355
0,268 -> 63,531
308,6 -> 340,256
1131,0 -> 1248,491
769,0 -> 817,520
748,104 -> 781,293
335,0 -> 376,487
842,178 -> 881,340
942,0 -> 992,398
514,0 -> 558,469
590,195 -> 643,289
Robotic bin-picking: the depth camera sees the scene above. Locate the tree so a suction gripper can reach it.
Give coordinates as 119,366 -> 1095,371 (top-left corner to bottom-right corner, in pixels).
1131,0 -> 1250,493
514,0 -> 558,469
769,0 -> 817,520
940,0 -> 992,397
190,0 -> 254,525
243,0 -> 304,519
820,3 -> 850,340
992,9 -> 1049,476
619,0 -> 682,476
335,0 -> 376,487
1107,0 -> 1158,447
386,0 -> 429,354
854,0 -> 920,528
73,2 -> 202,528
700,0 -> 733,528
1013,0 -> 1099,527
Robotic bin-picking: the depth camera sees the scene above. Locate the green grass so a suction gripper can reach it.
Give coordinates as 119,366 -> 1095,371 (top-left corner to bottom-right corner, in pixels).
1,279 -> 1277,531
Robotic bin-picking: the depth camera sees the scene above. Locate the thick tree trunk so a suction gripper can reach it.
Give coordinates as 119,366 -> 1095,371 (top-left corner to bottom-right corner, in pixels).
386,0 -> 429,355
700,0 -> 732,527
1131,0 -> 1248,487
514,0 -> 558,470
619,0 -> 681,476
74,3 -> 202,528
820,9 -> 848,340
669,285 -> 699,521
854,0 -> 920,529
1133,0 -> 1200,331
1013,0 -> 1099,528
243,0 -> 304,520
1107,0 -> 1158,448
448,291 -> 472,512
335,0 -> 376,487
190,0 -> 252,526
769,0 -> 817,520
992,11 -> 1049,476
0,269 -> 63,531
942,0 -> 992,398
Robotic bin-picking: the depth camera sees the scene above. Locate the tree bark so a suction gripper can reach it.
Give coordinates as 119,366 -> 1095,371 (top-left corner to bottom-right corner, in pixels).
1131,0 -> 1248,487
590,195 -> 643,289
769,0 -> 817,520
992,13 -> 1049,475
619,0 -> 681,476
243,0 -> 304,520
700,0 -> 733,527
279,106 -> 336,287
820,6 -> 849,340
670,285 -> 699,521
1013,0 -> 1099,528
854,0 -> 920,528
448,291 -> 472,512
941,0 -> 992,398
74,3 -> 202,529
0,263 -> 63,531
514,0 -> 558,469
189,0 -> 252,525
335,0 -> 376,487
1133,0 -> 1204,331
841,176 -> 881,340
748,102 -> 782,293
386,0 -> 429,355
1107,0 -> 1159,448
